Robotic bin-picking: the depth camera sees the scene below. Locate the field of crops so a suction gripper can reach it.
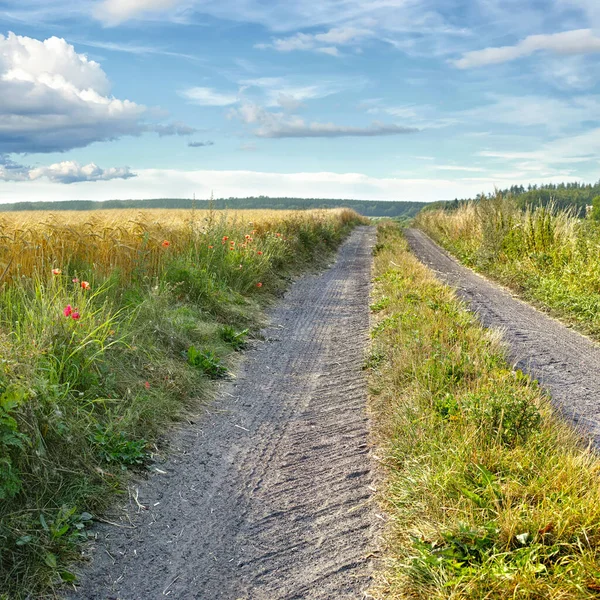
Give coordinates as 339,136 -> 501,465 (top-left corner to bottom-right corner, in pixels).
0,207 -> 364,598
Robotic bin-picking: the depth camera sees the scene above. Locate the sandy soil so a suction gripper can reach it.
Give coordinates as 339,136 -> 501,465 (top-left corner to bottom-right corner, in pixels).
405,227 -> 600,445
65,226 -> 378,600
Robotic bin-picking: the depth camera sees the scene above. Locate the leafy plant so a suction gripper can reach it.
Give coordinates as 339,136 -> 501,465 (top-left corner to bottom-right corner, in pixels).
219,325 -> 249,350
92,425 -> 148,468
0,386 -> 30,500
186,346 -> 228,378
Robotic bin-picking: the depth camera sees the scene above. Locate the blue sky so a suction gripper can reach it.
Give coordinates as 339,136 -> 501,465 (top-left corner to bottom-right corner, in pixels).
1,0 -> 600,202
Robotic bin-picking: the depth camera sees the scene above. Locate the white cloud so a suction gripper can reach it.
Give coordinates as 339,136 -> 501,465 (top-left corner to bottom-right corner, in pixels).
240,77 -> 354,107
0,167 -> 578,204
463,94 -> 600,132
228,103 -> 418,138
257,26 -> 373,56
0,32 -> 192,154
454,29 -> 600,69
94,0 -> 182,25
0,160 -> 135,183
180,86 -> 239,106
436,165 -> 486,172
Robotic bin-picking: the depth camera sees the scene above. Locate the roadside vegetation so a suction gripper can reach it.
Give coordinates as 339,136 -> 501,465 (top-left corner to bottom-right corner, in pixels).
368,221 -> 600,599
417,195 -> 600,337
0,207 -> 364,599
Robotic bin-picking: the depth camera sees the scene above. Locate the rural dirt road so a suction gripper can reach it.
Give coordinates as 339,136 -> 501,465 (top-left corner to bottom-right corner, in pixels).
405,228 -> 600,445
67,226 -> 378,600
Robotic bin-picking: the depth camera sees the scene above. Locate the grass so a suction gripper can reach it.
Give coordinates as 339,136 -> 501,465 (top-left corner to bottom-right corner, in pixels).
0,207 -> 366,599
368,221 -> 600,599
415,195 -> 600,338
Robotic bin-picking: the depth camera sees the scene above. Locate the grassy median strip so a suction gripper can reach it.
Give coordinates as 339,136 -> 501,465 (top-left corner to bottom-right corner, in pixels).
0,208 -> 364,599
368,221 -> 600,599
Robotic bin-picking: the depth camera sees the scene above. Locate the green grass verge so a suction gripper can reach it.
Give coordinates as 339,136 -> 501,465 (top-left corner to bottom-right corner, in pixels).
368,222 -> 600,599
0,210 -> 365,599
416,197 -> 600,339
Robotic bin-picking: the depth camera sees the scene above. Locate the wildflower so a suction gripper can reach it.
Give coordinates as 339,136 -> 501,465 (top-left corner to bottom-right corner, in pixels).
275,233 -> 281,237
52,268 -> 62,275
256,282 -> 263,288
162,240 -> 171,248
257,251 -> 263,256
230,240 -> 235,246
72,277 -> 79,283
222,236 -> 229,243
71,310 -> 80,320
81,281 -> 91,290
208,245 -> 214,249
144,381 -> 151,390
238,264 -> 243,269
63,304 -> 73,317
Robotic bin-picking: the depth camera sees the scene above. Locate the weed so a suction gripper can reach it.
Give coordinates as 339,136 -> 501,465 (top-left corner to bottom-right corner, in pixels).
220,325 -> 249,350
92,425 -> 148,468
186,346 -> 228,378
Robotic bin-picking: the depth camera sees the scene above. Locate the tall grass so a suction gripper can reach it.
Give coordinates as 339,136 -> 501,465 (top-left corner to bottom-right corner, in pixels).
0,207 -> 365,599
369,222 -> 600,599
416,196 -> 600,336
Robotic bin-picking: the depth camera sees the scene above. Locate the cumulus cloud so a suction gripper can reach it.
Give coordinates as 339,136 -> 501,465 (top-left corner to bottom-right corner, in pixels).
0,32 -> 193,154
188,140 -> 215,147
256,26 -> 373,56
180,86 -> 239,106
228,103 -> 418,138
0,159 -> 136,184
453,29 -> 600,68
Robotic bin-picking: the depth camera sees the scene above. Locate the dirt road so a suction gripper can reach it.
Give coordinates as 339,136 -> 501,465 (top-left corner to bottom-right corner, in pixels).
67,226 -> 377,600
405,228 -> 600,445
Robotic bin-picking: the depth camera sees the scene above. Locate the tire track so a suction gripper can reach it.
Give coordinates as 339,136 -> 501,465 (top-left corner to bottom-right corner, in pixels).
66,226 -> 377,600
405,227 -> 600,445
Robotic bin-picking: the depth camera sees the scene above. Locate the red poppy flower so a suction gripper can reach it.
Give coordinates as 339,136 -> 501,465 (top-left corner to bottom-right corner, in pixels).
81,281 -> 90,290
222,236 -> 229,242
52,268 -> 62,275
257,251 -> 263,256
144,381 -> 151,390
162,240 -> 170,247
71,311 -> 80,320
63,304 -> 73,317
256,282 -> 263,288
208,245 -> 214,249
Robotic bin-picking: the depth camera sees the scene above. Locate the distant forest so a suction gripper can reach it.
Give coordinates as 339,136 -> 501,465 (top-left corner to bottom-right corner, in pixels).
0,197 -> 427,218
432,181 -> 600,217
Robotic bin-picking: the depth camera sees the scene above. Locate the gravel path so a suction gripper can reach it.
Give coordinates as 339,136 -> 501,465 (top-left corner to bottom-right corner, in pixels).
405,228 -> 600,445
66,226 -> 377,600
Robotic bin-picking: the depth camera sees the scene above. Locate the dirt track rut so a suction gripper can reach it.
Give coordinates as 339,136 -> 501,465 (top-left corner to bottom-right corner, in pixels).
405,227 -> 600,445
67,226 -> 377,600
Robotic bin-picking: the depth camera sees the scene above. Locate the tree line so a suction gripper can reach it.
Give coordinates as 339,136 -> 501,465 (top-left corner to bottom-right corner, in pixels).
0,196 -> 427,218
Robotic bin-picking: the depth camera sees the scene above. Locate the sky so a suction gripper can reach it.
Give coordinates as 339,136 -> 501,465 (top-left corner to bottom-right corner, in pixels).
1,0 -> 600,202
